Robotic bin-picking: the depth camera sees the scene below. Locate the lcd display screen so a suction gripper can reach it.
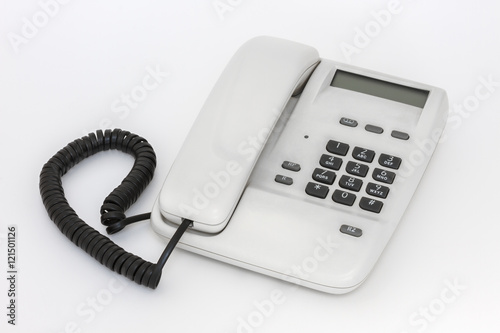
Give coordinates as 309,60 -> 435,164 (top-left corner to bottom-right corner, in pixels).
331,70 -> 429,108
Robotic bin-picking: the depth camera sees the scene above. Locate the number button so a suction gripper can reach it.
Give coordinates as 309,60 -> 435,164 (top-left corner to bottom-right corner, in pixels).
326,140 -> 349,156
359,197 -> 383,213
378,154 -> 402,170
372,168 -> 396,184
312,168 -> 336,185
320,154 -> 342,170
352,147 -> 375,162
332,190 -> 356,206
346,161 -> 369,177
339,175 -> 363,192
306,182 -> 329,199
366,182 -> 389,198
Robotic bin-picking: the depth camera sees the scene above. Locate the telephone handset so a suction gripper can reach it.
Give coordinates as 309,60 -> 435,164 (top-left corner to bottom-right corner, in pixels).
40,36 -> 447,293
152,36 -> 448,293
159,36 -> 320,233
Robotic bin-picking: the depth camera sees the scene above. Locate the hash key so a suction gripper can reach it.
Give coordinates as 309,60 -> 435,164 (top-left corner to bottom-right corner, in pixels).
359,197 -> 383,213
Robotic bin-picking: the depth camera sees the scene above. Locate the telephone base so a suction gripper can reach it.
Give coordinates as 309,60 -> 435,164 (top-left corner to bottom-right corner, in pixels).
150,186 -> 387,294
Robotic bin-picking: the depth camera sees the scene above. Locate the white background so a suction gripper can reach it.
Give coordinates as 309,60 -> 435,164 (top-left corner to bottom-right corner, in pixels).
1,0 -> 500,332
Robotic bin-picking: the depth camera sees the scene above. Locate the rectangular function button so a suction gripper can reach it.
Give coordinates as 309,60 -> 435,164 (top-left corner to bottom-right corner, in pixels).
282,161 -> 301,172
391,130 -> 410,140
352,147 -> 375,162
365,124 -> 384,134
312,168 -> 336,185
320,154 -> 342,170
339,175 -> 363,192
340,117 -> 358,127
340,225 -> 362,237
372,168 -> 396,184
332,190 -> 356,206
346,161 -> 369,177
378,154 -> 402,169
326,140 -> 349,156
359,197 -> 383,213
275,175 -> 293,185
366,182 -> 389,198
306,182 -> 329,199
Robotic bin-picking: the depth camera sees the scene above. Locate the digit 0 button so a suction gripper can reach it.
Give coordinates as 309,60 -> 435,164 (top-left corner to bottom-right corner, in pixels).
332,190 -> 356,206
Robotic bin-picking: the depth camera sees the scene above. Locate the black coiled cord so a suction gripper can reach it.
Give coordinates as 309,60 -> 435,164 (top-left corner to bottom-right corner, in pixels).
39,129 -> 191,289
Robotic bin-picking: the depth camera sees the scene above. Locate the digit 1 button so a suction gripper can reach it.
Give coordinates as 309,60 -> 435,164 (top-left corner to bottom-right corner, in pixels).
340,225 -> 362,237
332,190 -> 356,206
326,140 -> 349,156
306,182 -> 329,199
275,175 -> 293,185
378,154 -> 402,169
359,197 -> 383,213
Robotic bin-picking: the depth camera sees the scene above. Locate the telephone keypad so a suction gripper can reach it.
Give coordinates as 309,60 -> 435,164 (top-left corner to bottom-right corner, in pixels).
300,139 -> 402,215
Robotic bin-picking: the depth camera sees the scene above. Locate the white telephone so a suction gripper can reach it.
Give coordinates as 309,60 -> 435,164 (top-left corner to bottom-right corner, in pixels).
150,36 -> 449,294
40,36 -> 447,293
